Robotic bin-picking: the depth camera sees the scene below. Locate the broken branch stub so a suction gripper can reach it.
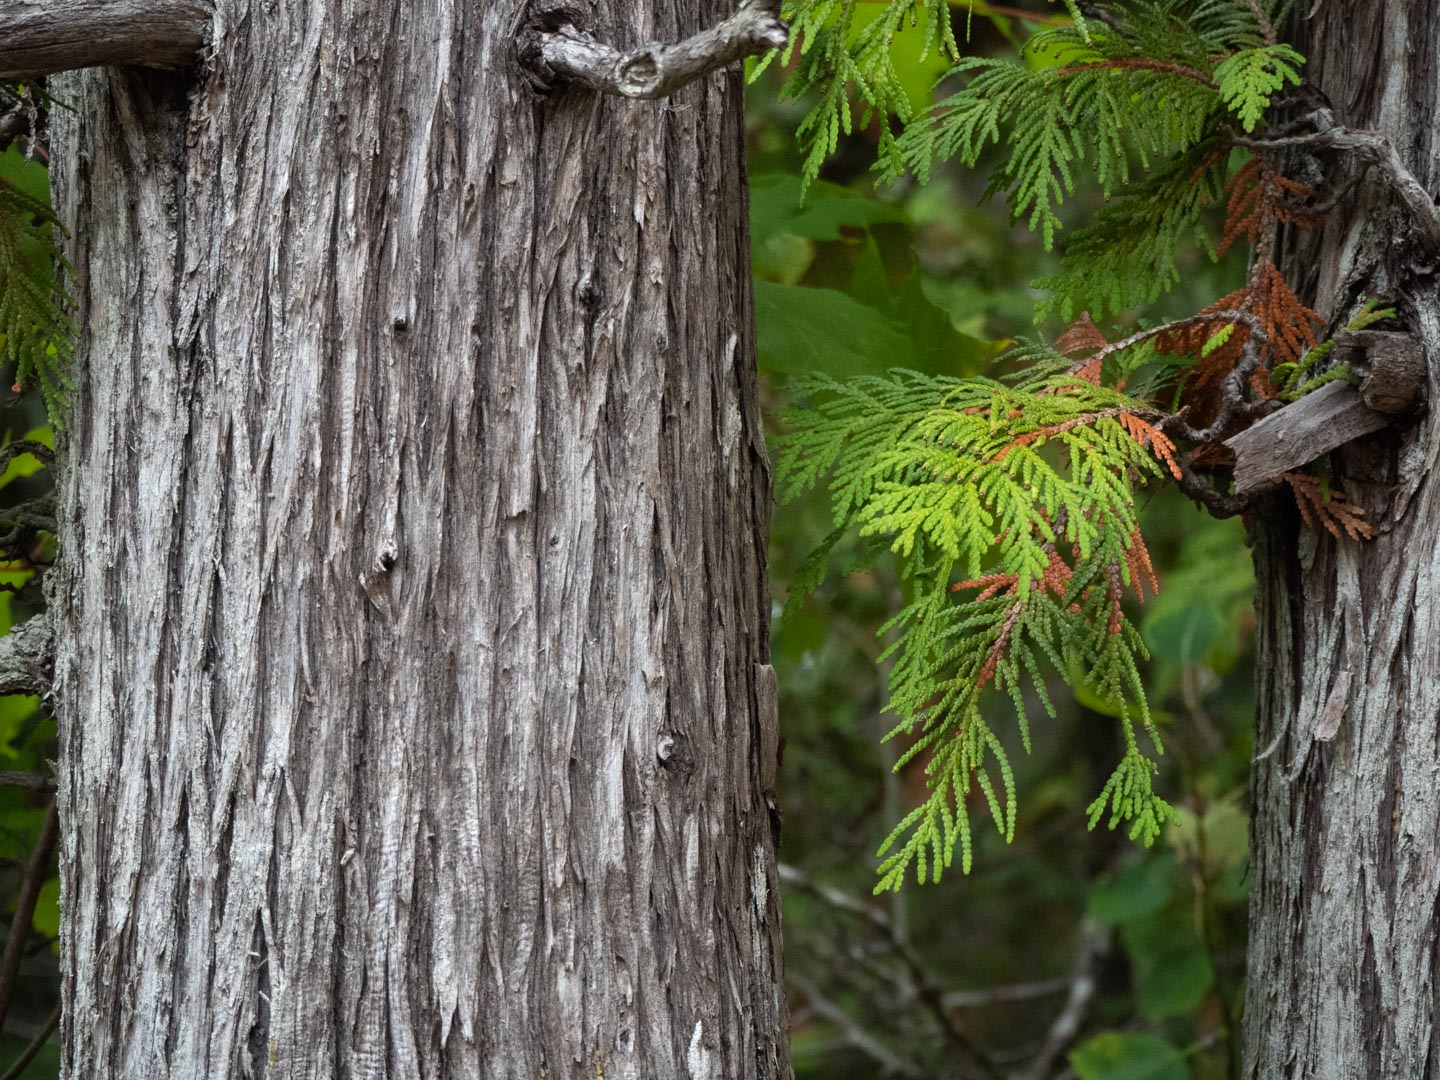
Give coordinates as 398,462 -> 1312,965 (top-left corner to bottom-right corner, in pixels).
526,0 -> 787,100
1225,332 -> 1426,494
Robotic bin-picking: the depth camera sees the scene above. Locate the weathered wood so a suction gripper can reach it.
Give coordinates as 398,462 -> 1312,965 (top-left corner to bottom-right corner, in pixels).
1225,382 -> 1389,493
47,0 -> 789,1075
528,0 -> 787,99
0,614 -> 52,698
1335,329 -> 1427,415
0,1 -> 210,81
1245,3 -> 1440,1077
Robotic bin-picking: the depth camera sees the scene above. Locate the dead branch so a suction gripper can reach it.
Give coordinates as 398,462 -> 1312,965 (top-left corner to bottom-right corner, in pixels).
525,0 -> 787,100
1012,918 -> 1113,1080
0,1 -> 210,81
1234,119 -> 1440,256
779,862 -> 1001,1079
0,616 -> 54,698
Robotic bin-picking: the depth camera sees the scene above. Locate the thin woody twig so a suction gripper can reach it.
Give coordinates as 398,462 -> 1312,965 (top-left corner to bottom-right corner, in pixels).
0,1000 -> 59,1080
1244,0 -> 1276,46
779,863 -> 1001,1079
1012,918 -> 1113,1080
1234,121 -> 1440,255
0,772 -> 55,794
789,971 -> 927,1078
1150,310 -> 1272,445
942,977 -> 1070,1009
0,800 -> 58,1035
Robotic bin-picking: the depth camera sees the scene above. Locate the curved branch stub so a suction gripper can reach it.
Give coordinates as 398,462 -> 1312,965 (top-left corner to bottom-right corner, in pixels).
525,0 -> 787,100
0,615 -> 53,699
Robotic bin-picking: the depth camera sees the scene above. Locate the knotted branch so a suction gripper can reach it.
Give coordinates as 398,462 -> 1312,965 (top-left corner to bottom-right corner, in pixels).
0,616 -> 54,698
525,0 -> 787,100
1233,113 -> 1440,256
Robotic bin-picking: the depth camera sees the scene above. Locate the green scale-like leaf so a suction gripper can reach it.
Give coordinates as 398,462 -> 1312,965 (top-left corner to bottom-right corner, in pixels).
780,362 -> 1180,889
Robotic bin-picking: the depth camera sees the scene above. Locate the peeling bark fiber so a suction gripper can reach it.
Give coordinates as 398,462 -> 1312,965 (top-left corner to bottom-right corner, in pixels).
1246,2 -> 1440,1076
47,2 -> 789,1077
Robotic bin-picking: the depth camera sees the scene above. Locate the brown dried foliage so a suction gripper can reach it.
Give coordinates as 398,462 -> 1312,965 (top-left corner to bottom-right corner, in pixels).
1218,159 -> 1322,257
1124,527 -> 1159,602
1279,472 -> 1377,540
1119,413 -> 1182,479
1155,150 -> 1326,426
1056,313 -> 1108,357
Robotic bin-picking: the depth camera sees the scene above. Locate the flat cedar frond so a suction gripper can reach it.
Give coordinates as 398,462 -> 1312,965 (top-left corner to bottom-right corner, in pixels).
1125,526 -> 1160,601
780,367 -> 1176,889
1219,158 -> 1263,255
1119,413 -> 1182,480
1213,43 -> 1303,131
1251,261 -> 1321,367
892,48 -> 1222,248
1072,358 -> 1104,385
763,0 -> 962,188
1280,472 -> 1378,540
1038,137 -> 1231,320
771,0 -> 1319,889
992,406 -> 1130,461
951,571 -> 1020,602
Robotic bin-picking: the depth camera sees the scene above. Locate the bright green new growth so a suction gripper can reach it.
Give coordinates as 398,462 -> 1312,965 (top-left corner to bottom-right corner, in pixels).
1270,300 -> 1394,401
1214,44 -> 1303,132
889,2 -> 1295,318
779,364 -> 1180,891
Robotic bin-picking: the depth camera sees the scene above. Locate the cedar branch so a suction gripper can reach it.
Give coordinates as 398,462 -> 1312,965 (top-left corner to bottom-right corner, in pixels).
1233,118 -> 1440,256
0,616 -> 54,698
0,1 -> 211,81
525,0 -> 787,100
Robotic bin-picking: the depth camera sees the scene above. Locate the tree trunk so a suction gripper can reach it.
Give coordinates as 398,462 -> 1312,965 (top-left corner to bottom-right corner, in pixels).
1246,4 -> 1440,1076
47,2 -> 788,1076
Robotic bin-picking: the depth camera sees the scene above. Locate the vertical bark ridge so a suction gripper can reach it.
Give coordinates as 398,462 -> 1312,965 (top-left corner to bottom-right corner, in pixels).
1246,4 -> 1440,1076
49,0 -> 788,1076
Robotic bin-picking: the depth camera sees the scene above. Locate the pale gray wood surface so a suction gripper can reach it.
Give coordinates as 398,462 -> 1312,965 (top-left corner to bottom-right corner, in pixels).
1246,3 -> 1440,1076
532,0 -> 786,99
47,0 -> 788,1074
1225,382 -> 1389,493
0,1 -> 210,80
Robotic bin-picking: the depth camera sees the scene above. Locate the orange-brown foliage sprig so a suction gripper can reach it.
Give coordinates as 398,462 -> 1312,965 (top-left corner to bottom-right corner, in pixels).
1157,152 -> 1324,421
950,512 -> 1158,688
1279,473 -> 1377,540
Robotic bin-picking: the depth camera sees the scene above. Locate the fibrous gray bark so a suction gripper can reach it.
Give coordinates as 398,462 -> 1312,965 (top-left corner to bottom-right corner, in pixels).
1245,3 -> 1440,1076
47,0 -> 789,1076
